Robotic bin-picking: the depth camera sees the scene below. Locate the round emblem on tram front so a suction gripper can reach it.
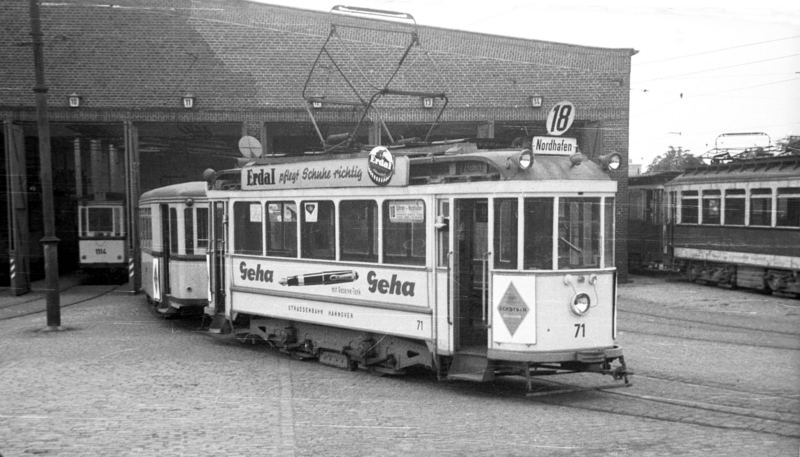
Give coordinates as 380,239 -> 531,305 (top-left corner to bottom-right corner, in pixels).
367,146 -> 395,186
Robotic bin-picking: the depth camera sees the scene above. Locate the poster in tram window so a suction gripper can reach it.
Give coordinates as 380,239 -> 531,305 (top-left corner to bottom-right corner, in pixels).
304,202 -> 319,223
388,200 -> 424,223
249,203 -> 262,223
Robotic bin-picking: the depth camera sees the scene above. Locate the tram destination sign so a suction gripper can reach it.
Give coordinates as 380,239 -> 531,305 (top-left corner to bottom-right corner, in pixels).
242,153 -> 409,190
531,136 -> 578,156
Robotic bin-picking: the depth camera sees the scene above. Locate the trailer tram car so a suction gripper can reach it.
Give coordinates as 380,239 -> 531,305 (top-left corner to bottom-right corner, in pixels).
138,182 -> 211,316
200,144 -> 629,387
665,155 -> 800,295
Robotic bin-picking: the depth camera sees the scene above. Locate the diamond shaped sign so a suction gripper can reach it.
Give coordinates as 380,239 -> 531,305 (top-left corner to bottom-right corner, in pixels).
497,282 -> 529,336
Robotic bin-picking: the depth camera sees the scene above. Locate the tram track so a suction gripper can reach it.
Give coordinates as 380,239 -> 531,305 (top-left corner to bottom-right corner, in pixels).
619,327 -> 799,351
0,284 -> 81,310
524,376 -> 800,439
0,285 -> 121,322
618,310 -> 800,351
633,371 -> 800,404
619,309 -> 800,337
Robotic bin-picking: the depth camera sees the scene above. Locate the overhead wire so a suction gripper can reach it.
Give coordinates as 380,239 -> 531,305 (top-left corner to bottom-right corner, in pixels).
635,34 -> 800,66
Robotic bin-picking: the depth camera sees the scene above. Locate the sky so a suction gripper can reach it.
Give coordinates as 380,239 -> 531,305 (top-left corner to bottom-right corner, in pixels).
257,0 -> 800,169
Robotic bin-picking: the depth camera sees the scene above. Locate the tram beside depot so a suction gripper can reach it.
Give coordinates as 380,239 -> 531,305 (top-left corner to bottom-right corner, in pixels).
138,182 -> 210,316
203,143 -> 629,387
78,199 -> 127,279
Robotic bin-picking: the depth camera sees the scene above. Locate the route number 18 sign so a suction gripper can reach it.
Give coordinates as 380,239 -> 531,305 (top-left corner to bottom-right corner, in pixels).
546,101 -> 576,136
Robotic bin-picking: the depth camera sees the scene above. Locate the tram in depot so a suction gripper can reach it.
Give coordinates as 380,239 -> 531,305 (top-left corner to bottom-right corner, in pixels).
78,198 -> 128,279
138,182 -> 211,316
200,143 -> 629,387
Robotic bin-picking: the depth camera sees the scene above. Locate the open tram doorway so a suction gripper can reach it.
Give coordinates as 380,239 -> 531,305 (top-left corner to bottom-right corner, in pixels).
453,198 -> 490,353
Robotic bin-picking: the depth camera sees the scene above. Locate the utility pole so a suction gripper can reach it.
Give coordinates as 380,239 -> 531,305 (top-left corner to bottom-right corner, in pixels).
29,0 -> 61,329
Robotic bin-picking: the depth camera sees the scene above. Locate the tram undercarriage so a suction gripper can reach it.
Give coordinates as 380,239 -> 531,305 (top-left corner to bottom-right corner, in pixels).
680,259 -> 800,296
236,315 -> 434,375
231,314 -> 631,391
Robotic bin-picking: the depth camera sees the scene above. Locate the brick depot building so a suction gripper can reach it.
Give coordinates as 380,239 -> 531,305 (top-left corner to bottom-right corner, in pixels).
1,0 -> 635,289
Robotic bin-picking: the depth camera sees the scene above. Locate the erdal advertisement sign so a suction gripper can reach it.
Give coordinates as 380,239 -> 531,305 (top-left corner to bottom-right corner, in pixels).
241,147 -> 409,190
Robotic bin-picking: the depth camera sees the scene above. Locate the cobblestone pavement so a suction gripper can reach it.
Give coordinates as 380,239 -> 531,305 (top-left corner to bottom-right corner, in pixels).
0,276 -> 798,456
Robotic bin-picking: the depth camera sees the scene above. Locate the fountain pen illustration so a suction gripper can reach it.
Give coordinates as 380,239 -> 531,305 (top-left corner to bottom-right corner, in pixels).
279,270 -> 359,286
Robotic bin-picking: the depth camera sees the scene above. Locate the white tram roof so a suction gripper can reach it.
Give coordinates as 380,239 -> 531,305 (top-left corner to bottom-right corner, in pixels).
139,181 -> 208,204
213,145 -> 616,192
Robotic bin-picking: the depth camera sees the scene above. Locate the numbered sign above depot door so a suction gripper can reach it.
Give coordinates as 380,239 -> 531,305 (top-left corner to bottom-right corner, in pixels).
546,101 -> 576,136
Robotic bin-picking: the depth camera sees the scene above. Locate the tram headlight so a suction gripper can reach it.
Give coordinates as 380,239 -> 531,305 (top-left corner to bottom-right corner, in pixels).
517,149 -> 534,170
570,293 -> 591,316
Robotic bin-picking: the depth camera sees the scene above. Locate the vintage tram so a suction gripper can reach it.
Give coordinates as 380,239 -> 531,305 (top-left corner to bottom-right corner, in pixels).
197,143 -> 628,387
664,155 -> 800,294
138,182 -> 210,315
78,198 -> 127,280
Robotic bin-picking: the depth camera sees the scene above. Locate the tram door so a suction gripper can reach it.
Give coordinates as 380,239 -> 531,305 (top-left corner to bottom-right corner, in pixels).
159,204 -> 172,298
453,199 -> 489,351
208,201 -> 226,314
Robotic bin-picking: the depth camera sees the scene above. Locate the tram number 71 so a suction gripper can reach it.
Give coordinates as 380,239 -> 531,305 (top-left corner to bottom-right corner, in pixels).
573,323 -> 586,338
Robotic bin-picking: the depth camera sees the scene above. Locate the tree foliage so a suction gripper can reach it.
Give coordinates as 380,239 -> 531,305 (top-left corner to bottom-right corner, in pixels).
647,146 -> 704,172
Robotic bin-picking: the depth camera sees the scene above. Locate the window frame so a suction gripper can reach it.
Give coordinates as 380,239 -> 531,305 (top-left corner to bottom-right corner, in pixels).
265,201 -> 298,258
339,199 -> 379,263
382,199 -> 426,266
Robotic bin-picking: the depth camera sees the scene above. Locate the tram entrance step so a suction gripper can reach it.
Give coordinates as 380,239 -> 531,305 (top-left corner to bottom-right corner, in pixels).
447,353 -> 494,382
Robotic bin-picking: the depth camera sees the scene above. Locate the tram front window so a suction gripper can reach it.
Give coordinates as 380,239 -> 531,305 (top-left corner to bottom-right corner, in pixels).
523,197 -> 553,270
494,198 -> 517,269
82,206 -> 120,237
558,197 -> 601,269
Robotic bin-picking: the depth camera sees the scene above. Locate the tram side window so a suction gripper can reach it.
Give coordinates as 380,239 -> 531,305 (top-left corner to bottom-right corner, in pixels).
233,202 -> 263,255
266,202 -> 298,258
301,201 -> 335,260
196,207 -> 209,251
749,189 -> 772,226
777,188 -> 800,228
169,207 -> 179,255
523,198 -> 553,270
383,200 -> 425,266
701,190 -> 721,225
680,191 -> 699,224
340,200 -> 378,262
494,198 -> 517,269
558,198 -> 600,270
604,197 -> 615,268
184,208 -> 194,255
724,189 -> 745,225
138,207 -> 152,250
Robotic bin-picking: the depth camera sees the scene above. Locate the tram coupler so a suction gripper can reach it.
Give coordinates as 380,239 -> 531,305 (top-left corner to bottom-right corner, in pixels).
609,357 -> 632,385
